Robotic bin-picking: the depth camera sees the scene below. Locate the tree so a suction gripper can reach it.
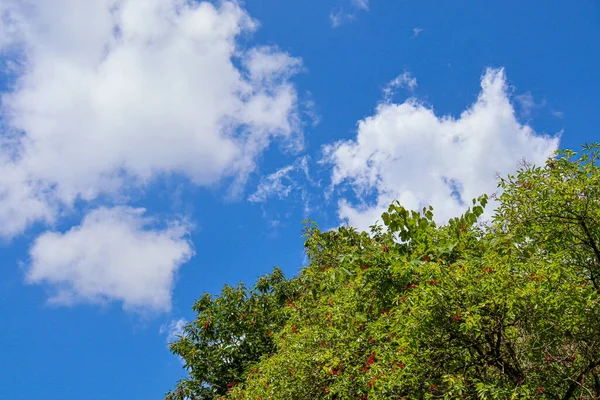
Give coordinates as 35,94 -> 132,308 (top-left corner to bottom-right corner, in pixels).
167,144 -> 600,399
165,268 -> 300,399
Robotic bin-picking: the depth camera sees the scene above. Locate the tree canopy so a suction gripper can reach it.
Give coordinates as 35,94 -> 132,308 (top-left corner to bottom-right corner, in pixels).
166,144 -> 600,399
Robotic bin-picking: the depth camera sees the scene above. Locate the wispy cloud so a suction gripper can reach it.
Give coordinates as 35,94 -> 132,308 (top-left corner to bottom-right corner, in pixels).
329,9 -> 356,28
382,71 -> 418,101
249,156 -> 310,203
329,0 -> 369,28
515,92 -> 546,118
248,165 -> 296,203
248,155 -> 316,223
160,318 -> 188,343
412,27 -> 425,37
351,0 -> 369,11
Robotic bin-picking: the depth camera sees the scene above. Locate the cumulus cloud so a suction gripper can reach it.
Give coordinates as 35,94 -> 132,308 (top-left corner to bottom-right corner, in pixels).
324,68 -> 559,231
0,0 -> 302,238
0,159 -> 56,238
27,207 -> 193,312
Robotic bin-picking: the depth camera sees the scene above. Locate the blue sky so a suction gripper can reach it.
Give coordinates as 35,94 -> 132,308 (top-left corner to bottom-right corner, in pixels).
0,0 -> 598,398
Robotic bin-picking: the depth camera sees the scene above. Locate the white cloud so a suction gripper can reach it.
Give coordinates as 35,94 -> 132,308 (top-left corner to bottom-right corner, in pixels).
412,27 -> 424,37
514,92 -> 545,118
160,318 -> 188,343
0,0 -> 302,238
351,0 -> 370,11
323,68 -> 559,231
329,10 -> 355,28
0,158 -> 56,238
329,0 -> 369,28
248,165 -> 295,203
248,156 -> 309,203
382,71 -> 417,101
27,206 -> 194,312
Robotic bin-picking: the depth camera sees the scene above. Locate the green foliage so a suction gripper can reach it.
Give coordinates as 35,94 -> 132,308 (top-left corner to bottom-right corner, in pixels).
167,144 -> 600,399
165,268 -> 300,399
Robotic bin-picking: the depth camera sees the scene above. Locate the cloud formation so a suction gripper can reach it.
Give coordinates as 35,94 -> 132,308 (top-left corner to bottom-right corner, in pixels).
330,0 -> 369,27
412,28 -> 424,38
160,318 -> 188,343
0,0 -> 303,312
350,0 -> 370,11
0,0 -> 302,238
329,10 -> 356,28
27,207 -> 193,312
324,68 -> 559,231
248,156 -> 309,203
382,71 -> 418,101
